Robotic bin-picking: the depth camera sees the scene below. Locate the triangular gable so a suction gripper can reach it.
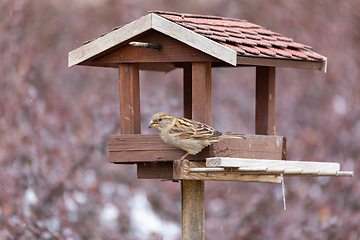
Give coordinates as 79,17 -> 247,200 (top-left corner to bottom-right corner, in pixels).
68,13 -> 237,68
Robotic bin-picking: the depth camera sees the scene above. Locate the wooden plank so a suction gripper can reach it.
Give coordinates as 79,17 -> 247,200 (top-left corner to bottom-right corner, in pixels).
237,56 -> 326,72
152,14 -> 237,66
93,31 -> 219,65
108,134 -> 285,163
119,63 -> 141,134
206,158 -> 340,171
188,167 -> 353,177
173,160 -> 281,183
256,66 -> 276,135
68,14 -> 153,67
181,180 -> 204,240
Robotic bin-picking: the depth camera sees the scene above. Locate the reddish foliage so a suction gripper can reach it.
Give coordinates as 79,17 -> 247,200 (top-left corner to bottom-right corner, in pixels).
1,0 -> 359,239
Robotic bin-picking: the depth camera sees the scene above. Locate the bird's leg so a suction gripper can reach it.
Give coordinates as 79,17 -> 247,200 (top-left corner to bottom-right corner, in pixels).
179,152 -> 190,161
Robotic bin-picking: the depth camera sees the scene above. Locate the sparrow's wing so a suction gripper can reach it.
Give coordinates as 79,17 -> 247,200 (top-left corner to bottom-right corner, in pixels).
169,118 -> 222,140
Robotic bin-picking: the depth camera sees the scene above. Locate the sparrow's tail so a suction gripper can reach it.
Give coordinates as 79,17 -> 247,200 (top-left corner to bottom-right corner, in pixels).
221,133 -> 247,139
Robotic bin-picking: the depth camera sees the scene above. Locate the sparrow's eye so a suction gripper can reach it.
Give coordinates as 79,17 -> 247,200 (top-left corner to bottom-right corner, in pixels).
158,118 -> 162,122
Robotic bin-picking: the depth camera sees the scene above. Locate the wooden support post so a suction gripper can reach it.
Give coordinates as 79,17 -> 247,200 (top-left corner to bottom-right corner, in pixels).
183,63 -> 192,119
181,180 -> 205,238
119,63 -> 141,134
256,66 -> 276,135
181,62 -> 211,240
192,62 -> 212,123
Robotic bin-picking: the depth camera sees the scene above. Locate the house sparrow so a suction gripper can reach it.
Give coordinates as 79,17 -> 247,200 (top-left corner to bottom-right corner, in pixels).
148,112 -> 247,160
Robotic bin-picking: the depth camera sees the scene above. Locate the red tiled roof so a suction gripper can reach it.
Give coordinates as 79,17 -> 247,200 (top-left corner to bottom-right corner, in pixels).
151,11 -> 325,62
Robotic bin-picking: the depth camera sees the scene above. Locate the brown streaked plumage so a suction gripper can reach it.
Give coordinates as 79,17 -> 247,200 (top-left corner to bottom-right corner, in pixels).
148,112 -> 247,160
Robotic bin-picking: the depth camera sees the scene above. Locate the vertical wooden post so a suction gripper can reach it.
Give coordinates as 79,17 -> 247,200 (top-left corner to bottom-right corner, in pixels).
119,63 -> 141,134
255,66 -> 276,135
181,62 -> 211,240
183,63 -> 192,119
192,62 -> 212,123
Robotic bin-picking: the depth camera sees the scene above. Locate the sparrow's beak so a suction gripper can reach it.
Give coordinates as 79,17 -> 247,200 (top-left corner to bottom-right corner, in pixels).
148,120 -> 158,128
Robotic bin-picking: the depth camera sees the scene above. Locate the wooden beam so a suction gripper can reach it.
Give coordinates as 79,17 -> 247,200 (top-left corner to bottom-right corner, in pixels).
256,66 -> 276,135
119,63 -> 141,134
109,134 -> 286,163
137,162 -> 174,179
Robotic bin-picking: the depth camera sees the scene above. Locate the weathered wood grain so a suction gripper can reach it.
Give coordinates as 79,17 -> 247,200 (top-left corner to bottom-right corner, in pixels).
206,158 -> 340,171
181,180 -> 205,240
68,14 -> 153,67
119,63 -> 140,134
109,134 -> 286,163
173,160 -> 281,183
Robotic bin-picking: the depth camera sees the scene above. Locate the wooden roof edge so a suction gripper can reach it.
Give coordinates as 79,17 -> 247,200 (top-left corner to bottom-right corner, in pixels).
306,48 -> 327,73
68,13 -> 238,68
237,55 -> 327,72
68,14 -> 153,68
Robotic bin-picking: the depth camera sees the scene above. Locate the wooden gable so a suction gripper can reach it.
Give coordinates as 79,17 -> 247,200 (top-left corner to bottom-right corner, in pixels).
91,31 -> 221,71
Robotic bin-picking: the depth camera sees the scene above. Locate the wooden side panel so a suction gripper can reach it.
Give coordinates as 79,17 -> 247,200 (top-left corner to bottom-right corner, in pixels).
119,63 -> 141,134
137,162 -> 174,179
109,134 -> 285,163
93,31 -> 219,65
256,66 -> 276,135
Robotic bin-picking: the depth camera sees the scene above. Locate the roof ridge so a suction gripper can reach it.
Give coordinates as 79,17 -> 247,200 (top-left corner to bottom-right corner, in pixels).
149,10 -> 248,23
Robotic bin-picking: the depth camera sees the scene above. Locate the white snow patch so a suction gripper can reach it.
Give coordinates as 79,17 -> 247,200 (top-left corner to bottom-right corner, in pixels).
128,190 -> 181,240
24,188 -> 38,205
100,203 -> 120,229
333,95 -> 347,115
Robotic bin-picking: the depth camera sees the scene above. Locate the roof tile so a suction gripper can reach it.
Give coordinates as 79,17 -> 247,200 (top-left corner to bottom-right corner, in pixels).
84,11 -> 325,64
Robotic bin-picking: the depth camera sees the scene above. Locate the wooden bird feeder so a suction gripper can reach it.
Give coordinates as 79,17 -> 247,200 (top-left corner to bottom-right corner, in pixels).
68,11 -> 353,240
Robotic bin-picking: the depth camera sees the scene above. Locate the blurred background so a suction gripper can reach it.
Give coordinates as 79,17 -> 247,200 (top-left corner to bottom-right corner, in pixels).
1,0 -> 359,239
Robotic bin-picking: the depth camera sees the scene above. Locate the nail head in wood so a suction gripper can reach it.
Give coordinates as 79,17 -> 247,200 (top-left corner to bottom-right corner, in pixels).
129,41 -> 162,50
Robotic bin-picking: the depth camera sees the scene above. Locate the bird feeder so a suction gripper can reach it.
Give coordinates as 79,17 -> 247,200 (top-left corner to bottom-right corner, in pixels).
68,11 -> 353,240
